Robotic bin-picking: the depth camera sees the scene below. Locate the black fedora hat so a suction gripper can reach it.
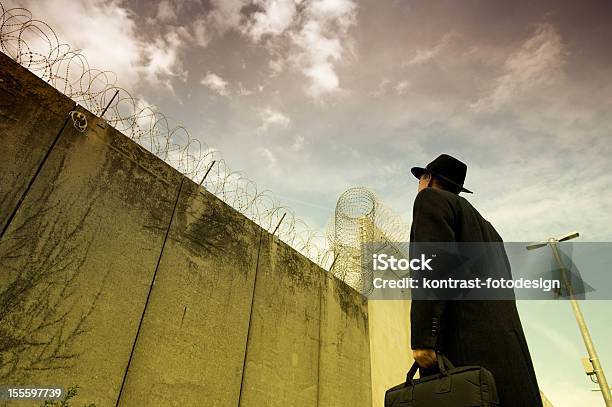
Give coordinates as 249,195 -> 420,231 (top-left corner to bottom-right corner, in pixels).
411,154 -> 473,194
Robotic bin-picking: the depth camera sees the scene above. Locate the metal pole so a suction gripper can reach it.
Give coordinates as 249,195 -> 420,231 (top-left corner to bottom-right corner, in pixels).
548,239 -> 611,406
199,160 -> 216,186
100,89 -> 119,118
271,213 -> 286,236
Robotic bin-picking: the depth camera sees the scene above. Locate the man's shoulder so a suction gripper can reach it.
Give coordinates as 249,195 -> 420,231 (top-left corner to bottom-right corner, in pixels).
452,193 -> 503,240
415,188 -> 487,220
415,187 -> 460,206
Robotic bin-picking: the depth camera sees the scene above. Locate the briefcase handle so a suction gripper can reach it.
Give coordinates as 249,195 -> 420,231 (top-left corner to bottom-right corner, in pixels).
405,352 -> 455,387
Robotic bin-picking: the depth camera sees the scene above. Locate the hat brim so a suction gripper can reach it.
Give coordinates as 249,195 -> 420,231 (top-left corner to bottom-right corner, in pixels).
410,166 -> 473,194
411,166 -> 426,180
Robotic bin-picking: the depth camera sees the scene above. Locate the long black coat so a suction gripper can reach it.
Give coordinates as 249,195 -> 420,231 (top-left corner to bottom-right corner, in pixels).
410,187 -> 543,407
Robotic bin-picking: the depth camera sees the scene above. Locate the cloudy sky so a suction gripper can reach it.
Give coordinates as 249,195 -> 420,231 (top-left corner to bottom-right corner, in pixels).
6,0 -> 612,405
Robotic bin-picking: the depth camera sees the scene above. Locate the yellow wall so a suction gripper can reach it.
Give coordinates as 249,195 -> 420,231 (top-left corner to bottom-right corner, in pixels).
0,52 -> 372,407
368,300 -> 413,407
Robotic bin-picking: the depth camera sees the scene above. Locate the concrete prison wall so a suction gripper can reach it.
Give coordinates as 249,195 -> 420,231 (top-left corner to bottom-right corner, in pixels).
0,52 -> 374,406
368,300 -> 412,407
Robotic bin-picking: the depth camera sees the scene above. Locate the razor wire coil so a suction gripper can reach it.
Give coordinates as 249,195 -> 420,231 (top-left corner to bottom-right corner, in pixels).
0,3 -> 334,268
0,5 -> 412,287
329,187 -> 410,294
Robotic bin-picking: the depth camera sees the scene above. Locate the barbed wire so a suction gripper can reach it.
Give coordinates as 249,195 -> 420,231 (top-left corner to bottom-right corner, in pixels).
0,4 -> 334,268
328,187 -> 410,294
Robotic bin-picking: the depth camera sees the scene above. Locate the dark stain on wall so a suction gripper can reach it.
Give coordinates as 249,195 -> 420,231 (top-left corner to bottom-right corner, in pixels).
0,156 -> 106,382
174,184 -> 253,273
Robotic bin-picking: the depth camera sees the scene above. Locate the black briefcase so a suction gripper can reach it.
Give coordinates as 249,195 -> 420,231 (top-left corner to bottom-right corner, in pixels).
385,354 -> 499,407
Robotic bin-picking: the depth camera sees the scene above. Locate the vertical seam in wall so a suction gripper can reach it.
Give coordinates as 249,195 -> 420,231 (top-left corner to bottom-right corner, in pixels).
115,178 -> 184,407
237,228 -> 264,407
316,276 -> 323,407
0,104 -> 75,239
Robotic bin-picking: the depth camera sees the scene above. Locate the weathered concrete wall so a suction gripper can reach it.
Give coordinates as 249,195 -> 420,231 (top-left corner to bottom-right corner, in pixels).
368,300 -> 412,407
239,235 -> 321,406
319,272 -> 372,407
0,53 -> 373,407
117,181 -> 261,406
0,52 -> 184,406
0,52 -> 75,234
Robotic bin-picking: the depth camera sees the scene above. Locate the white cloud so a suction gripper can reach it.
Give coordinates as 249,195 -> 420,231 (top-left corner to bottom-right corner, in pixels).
394,80 -> 410,95
203,0 -> 357,99
472,23 -> 566,112
370,78 -> 410,97
237,82 -> 254,96
303,61 -> 339,96
201,72 -> 230,96
140,30 -> 188,89
9,0 -> 141,87
290,0 -> 356,98
132,96 -> 158,131
8,0 -> 187,91
369,78 -> 391,97
207,0 -> 248,33
155,0 -> 177,23
246,0 -> 298,40
258,107 -> 291,134
293,20 -> 343,64
292,135 -> 305,151
307,0 -> 356,30
192,17 -> 211,48
269,58 -> 285,76
405,33 -> 454,66
256,146 -> 281,174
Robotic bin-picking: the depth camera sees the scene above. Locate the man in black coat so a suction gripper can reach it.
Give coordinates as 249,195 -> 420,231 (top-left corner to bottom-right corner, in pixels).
409,154 -> 543,407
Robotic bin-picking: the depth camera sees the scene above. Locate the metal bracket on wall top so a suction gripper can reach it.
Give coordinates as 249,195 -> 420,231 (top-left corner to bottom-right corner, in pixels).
69,111 -> 88,133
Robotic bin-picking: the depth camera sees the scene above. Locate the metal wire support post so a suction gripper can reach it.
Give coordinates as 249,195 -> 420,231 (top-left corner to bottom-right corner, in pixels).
97,90 -> 119,129
100,89 -> 119,118
527,232 -> 611,406
199,160 -> 216,186
271,213 -> 286,236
